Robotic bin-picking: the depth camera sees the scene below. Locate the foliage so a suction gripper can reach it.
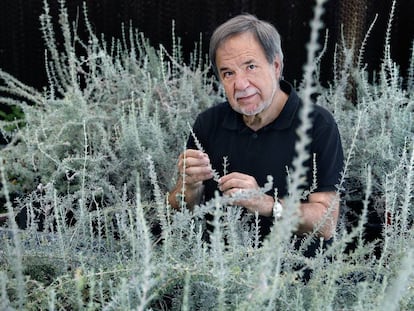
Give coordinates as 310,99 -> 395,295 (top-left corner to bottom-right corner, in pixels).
0,0 -> 413,310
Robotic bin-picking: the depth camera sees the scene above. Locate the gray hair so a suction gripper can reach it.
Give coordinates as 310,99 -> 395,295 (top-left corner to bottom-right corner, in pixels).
209,14 -> 284,77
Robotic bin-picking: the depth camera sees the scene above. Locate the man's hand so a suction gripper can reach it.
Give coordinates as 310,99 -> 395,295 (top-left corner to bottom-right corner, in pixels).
218,173 -> 339,240
218,172 -> 274,216
168,149 -> 214,210
178,149 -> 214,187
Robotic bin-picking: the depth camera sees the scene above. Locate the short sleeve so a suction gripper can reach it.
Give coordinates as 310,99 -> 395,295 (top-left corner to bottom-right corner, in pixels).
311,107 -> 344,192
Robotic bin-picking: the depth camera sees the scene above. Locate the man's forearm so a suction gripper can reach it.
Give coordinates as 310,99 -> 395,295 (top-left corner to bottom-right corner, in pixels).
296,192 -> 339,240
168,178 -> 204,210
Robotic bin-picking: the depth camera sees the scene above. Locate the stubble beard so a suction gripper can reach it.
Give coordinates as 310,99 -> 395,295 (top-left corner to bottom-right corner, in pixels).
240,86 -> 278,128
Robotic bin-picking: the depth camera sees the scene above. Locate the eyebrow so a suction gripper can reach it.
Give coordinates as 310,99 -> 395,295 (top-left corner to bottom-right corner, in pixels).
218,59 -> 255,74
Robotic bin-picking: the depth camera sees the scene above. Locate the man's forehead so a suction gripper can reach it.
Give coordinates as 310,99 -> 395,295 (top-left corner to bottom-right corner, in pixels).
216,36 -> 265,65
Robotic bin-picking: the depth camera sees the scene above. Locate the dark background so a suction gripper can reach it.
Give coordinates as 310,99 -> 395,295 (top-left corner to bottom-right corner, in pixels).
0,0 -> 413,92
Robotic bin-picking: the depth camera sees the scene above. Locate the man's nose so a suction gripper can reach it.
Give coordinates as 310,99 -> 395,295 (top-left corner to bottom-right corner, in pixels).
234,73 -> 249,90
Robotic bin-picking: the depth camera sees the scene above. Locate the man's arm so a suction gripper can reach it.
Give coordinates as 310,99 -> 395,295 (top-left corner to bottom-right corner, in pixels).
294,191 -> 339,240
218,172 -> 339,240
168,177 -> 204,210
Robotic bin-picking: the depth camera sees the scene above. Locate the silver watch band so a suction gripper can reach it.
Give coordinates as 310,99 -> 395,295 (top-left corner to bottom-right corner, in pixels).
273,199 -> 283,219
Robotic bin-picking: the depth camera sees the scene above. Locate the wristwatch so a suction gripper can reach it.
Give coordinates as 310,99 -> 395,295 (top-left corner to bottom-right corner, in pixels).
273,199 -> 283,219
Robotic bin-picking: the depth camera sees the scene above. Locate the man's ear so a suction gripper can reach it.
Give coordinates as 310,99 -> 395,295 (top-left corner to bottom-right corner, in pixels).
273,56 -> 282,80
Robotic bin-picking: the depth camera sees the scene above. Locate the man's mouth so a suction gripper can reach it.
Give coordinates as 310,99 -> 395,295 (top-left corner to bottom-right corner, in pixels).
236,90 -> 258,102
238,94 -> 255,101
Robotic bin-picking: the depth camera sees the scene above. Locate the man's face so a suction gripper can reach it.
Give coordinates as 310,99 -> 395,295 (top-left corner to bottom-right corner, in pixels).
215,32 -> 282,116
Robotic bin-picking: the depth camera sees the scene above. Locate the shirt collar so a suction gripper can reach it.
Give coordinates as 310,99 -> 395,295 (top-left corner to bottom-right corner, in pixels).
222,80 -> 301,131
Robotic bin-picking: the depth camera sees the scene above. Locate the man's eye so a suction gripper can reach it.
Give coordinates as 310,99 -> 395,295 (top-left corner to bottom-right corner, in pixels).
223,71 -> 233,78
247,64 -> 256,70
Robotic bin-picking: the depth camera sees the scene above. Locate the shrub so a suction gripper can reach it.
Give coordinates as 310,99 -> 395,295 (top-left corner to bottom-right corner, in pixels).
0,0 -> 412,310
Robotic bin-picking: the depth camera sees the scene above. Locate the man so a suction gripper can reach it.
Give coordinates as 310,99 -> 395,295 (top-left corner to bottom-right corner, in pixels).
168,14 -> 343,251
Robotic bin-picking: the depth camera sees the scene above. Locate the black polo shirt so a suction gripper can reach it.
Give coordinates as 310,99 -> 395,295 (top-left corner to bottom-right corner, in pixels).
187,80 -> 344,239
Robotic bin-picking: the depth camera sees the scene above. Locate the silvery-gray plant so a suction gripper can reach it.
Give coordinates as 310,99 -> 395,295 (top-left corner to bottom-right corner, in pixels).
0,0 -> 412,310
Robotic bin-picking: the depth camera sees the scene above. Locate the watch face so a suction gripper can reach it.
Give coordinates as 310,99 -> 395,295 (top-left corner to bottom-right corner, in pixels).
273,200 -> 283,219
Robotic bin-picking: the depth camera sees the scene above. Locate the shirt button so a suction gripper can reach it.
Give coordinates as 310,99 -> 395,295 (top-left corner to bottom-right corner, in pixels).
252,133 -> 258,139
